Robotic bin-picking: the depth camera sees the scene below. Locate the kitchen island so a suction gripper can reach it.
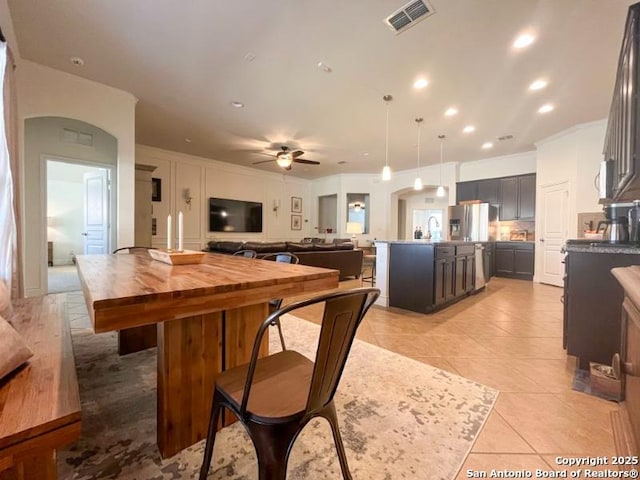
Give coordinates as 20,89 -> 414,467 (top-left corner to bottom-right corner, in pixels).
376,240 -> 486,314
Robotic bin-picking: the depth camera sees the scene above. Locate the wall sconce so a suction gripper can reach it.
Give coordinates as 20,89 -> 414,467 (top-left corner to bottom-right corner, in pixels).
273,199 -> 281,215
183,188 -> 193,210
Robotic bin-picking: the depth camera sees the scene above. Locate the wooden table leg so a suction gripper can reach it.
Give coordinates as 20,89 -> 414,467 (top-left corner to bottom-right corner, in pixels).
157,311 -> 223,459
118,325 -> 158,355
155,303 -> 270,458
0,450 -> 57,480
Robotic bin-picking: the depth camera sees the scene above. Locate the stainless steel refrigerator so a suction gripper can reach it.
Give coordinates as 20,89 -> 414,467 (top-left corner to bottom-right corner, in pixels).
448,203 -> 497,241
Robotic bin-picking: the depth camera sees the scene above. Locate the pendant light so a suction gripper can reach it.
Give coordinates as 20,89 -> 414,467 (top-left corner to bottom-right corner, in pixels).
381,94 -> 392,181
413,117 -> 424,190
436,134 -> 446,197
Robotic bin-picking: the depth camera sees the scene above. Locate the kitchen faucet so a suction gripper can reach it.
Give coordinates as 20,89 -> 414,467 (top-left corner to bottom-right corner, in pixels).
426,216 -> 440,240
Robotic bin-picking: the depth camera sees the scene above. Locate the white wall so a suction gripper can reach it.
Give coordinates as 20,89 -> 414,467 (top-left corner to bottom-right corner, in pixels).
135,145 -> 312,249
16,60 -> 137,296
23,116 -> 118,294
535,119 -> 606,237
458,151 -> 537,182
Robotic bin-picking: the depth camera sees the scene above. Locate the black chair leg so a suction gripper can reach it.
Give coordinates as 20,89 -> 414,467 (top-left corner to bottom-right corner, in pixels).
275,318 -> 287,351
247,421 -> 300,480
199,390 -> 223,480
324,402 -> 352,480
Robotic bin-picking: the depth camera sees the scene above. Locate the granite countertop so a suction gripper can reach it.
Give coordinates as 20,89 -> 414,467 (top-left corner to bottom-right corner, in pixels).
564,242 -> 640,254
495,240 -> 535,244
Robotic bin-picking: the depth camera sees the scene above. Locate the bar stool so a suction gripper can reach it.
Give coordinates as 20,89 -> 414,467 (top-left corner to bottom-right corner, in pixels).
361,247 -> 376,285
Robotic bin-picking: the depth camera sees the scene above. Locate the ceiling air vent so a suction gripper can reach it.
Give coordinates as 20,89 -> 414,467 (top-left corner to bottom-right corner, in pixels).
384,0 -> 435,34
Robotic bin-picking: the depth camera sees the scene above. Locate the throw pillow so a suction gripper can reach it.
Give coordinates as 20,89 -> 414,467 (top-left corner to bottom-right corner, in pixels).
0,314 -> 33,381
0,280 -> 12,320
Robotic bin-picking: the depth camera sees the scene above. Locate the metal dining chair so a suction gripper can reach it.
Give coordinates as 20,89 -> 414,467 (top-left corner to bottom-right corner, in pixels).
199,287 -> 380,480
233,249 -> 258,258
261,252 -> 299,350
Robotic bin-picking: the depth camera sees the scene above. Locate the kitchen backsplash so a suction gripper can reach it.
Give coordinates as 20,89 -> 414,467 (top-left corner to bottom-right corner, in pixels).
497,220 -> 535,241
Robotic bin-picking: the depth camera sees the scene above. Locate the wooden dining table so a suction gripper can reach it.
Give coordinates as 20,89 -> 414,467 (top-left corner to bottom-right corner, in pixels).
76,251 -> 339,458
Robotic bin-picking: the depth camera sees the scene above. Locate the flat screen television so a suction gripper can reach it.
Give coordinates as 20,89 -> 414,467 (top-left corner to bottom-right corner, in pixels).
209,197 -> 263,233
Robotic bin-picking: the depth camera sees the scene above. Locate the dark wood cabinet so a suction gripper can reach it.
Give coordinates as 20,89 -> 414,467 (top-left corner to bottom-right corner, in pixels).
389,243 -> 474,313
564,250 -> 640,368
604,3 -> 640,202
456,174 -> 536,220
518,174 -> 536,219
499,174 -> 536,221
476,179 -> 500,204
494,242 -> 534,280
456,181 -> 478,203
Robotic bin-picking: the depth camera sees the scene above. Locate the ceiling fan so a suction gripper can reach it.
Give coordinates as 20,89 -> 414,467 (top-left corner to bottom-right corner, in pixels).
252,146 -> 320,170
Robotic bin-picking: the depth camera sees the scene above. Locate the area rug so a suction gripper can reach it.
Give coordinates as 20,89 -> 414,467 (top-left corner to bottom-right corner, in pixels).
58,296 -> 498,479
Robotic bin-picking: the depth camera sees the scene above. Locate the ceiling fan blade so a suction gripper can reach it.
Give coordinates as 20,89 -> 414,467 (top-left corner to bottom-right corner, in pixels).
293,158 -> 320,165
252,159 -> 276,165
291,150 -> 304,158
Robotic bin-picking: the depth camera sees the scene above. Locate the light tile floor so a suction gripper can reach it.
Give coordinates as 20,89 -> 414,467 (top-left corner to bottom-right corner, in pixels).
289,276 -> 620,478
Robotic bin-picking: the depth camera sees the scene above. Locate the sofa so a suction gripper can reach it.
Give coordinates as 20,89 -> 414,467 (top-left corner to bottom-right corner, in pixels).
205,240 -> 364,280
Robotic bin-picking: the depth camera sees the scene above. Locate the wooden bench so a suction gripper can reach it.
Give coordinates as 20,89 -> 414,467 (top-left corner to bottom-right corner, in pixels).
0,294 -> 81,480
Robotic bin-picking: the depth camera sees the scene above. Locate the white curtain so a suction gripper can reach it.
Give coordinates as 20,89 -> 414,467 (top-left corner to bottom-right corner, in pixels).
0,42 -> 16,294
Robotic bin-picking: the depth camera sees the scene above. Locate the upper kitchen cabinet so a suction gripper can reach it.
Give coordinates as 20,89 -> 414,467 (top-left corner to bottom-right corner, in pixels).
456,178 -> 500,204
476,179 -> 500,205
456,181 -> 478,203
499,174 -> 536,221
603,3 -> 640,201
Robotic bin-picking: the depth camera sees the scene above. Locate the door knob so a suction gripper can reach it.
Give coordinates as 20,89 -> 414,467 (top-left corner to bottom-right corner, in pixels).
81,232 -> 88,236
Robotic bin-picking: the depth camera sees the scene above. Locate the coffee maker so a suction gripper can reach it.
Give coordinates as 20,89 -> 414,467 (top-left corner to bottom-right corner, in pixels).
598,202 -> 633,243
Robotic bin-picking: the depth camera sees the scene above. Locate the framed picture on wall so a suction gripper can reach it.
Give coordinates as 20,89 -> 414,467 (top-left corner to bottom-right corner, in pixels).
152,178 -> 162,202
291,196 -> 302,213
291,214 -> 302,230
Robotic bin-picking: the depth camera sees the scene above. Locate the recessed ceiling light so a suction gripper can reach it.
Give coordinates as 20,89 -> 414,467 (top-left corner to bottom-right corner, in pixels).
363,152 -> 369,156
482,142 -> 494,149
445,107 -> 458,117
184,138 -> 192,143
70,56 -> 84,66
317,62 -> 332,73
244,52 -> 256,62
529,79 -> 548,90
538,104 -> 554,113
513,33 -> 535,49
230,101 -> 244,108
463,125 -> 476,133
413,78 -> 429,89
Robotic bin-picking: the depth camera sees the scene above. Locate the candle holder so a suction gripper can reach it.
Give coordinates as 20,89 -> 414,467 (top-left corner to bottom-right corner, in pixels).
149,248 -> 205,265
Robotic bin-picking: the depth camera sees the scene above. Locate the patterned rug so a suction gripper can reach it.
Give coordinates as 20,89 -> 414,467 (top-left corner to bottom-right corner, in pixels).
58,293 -> 498,479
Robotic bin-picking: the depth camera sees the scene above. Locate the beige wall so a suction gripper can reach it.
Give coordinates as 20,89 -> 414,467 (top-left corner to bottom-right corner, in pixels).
135,144 -> 312,249
17,61 -> 136,296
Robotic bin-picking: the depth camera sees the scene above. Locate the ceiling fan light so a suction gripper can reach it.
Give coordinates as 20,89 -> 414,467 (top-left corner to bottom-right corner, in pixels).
276,155 -> 292,168
382,165 -> 391,181
436,185 -> 446,197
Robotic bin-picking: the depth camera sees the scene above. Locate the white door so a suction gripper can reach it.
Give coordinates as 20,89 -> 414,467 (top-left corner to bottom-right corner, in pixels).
83,170 -> 109,254
538,182 -> 569,286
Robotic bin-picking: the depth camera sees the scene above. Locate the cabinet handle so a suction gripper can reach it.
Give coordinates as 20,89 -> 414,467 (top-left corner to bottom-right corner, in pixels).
560,295 -> 564,304
540,238 -> 545,242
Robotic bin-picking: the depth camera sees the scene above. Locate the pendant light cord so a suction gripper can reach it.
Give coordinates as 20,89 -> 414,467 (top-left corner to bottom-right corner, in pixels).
439,140 -> 442,185
385,102 -> 390,168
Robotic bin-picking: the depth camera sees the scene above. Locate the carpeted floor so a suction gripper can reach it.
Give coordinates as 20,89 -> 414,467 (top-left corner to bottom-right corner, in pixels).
48,265 -> 81,294
58,294 -> 498,479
